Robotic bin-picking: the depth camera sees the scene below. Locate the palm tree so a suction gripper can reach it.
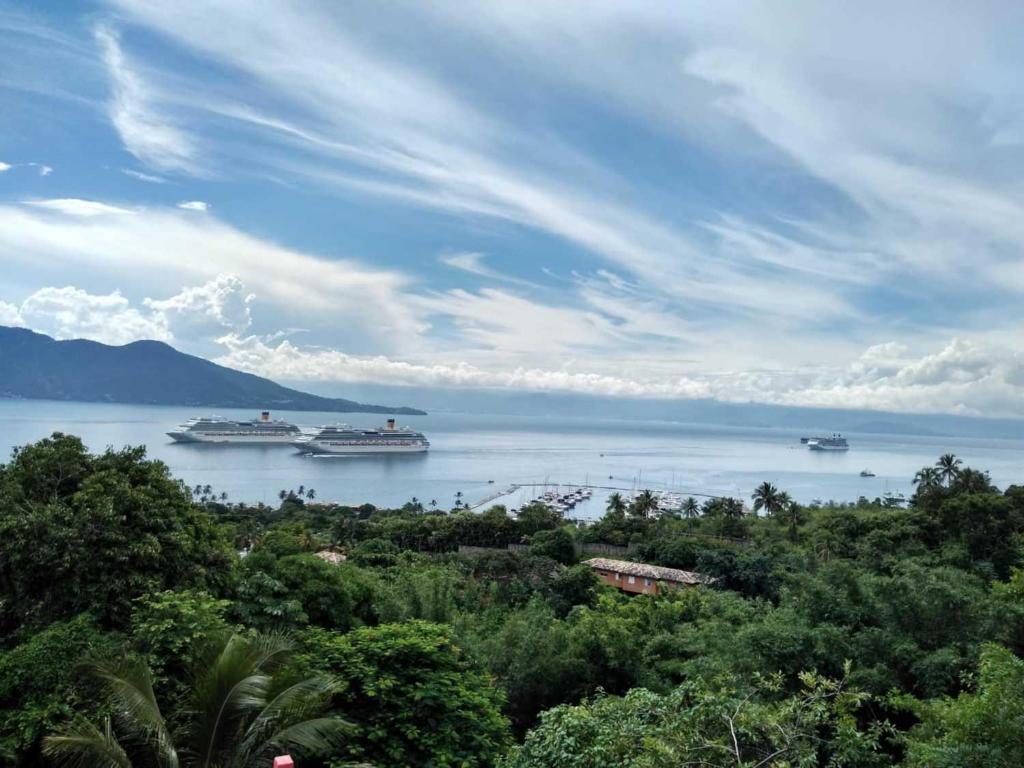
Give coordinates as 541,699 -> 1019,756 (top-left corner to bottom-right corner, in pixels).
202,484 -> 212,497
631,489 -> 658,519
936,454 -> 962,486
682,497 -> 700,520
429,499 -> 438,510
306,488 -> 316,501
751,482 -> 786,516
913,466 -> 941,489
44,633 -> 347,768
193,484 -> 203,497
454,491 -> 464,510
278,489 -> 288,501
297,484 -> 306,498
219,491 -> 228,502
776,494 -> 803,542
605,492 -> 627,519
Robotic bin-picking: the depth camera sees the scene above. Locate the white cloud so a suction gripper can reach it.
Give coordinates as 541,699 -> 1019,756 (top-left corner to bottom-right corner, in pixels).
0,162 -> 11,172
95,25 -> 198,172
213,332 -> 1024,418
37,164 -> 52,176
23,198 -> 135,217
144,274 -> 253,336
0,201 -> 422,350
18,286 -> 171,345
439,252 -> 538,287
215,333 -> 713,400
0,301 -> 24,326
177,200 -> 208,211
122,168 -> 167,183
774,338 -> 1024,417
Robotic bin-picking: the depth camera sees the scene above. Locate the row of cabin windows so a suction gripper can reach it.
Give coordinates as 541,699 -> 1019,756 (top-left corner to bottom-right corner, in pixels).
600,571 -> 653,587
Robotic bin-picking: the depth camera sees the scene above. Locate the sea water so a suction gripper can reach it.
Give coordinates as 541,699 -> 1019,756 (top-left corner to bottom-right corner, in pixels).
1,399 -> 1022,518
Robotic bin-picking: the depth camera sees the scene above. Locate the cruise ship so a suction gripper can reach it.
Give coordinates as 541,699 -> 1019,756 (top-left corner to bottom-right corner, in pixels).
806,434 -> 850,451
293,418 -> 429,455
167,411 -> 300,444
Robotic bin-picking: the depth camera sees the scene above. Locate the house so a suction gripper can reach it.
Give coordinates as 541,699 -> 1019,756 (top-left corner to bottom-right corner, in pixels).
584,557 -> 709,595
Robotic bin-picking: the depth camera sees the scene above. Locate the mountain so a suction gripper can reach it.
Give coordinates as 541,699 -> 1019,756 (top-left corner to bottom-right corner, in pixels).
0,327 -> 425,415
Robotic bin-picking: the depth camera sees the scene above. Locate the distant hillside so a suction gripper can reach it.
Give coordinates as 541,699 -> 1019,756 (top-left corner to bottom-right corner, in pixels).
0,327 -> 425,415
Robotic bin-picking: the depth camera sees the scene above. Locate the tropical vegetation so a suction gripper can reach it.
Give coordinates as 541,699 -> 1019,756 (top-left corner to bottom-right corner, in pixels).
2,433 -> 1024,765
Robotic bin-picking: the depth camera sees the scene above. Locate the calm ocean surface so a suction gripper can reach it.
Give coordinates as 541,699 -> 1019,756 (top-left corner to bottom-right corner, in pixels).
2,399 -> 1022,517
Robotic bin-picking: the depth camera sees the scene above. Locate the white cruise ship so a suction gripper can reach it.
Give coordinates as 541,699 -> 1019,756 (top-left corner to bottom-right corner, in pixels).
293,418 -> 429,455
168,411 -> 300,444
806,434 -> 850,451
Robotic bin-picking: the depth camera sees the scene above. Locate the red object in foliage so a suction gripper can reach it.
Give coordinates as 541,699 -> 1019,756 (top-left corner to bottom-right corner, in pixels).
272,757 -> 295,768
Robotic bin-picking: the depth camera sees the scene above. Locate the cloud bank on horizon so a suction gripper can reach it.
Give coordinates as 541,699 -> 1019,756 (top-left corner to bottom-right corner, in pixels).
2,1 -> 1024,418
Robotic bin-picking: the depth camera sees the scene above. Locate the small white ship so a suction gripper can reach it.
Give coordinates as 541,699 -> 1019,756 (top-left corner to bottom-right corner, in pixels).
293,418 -> 429,455
806,434 -> 850,452
168,411 -> 300,444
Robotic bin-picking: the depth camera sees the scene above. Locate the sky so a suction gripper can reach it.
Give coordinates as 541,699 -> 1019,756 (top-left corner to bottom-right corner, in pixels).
2,1 -> 1024,418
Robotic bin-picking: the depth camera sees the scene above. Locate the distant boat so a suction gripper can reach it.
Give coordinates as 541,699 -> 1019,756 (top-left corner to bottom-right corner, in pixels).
860,469 -> 876,477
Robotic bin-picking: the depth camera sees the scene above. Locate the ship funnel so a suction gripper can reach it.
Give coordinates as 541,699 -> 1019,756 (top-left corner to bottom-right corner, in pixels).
386,418 -> 396,430
261,411 -> 270,422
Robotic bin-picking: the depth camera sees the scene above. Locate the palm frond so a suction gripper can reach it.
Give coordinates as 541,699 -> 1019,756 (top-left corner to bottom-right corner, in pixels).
42,717 -> 133,768
88,657 -> 179,768
259,716 -> 352,764
188,634 -> 289,767
235,675 -> 346,761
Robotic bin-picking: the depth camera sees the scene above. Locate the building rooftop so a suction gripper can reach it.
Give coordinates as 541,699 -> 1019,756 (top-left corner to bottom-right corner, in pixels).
584,557 -> 710,585
315,549 -> 347,565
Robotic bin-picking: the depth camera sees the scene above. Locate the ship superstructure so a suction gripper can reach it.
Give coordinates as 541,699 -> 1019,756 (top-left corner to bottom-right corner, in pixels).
168,411 -> 300,444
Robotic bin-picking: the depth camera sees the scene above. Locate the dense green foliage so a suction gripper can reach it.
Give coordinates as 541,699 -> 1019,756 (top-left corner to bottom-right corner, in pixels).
298,621 -> 510,767
43,632 -> 347,768
2,434 -> 1024,765
0,434 -> 235,633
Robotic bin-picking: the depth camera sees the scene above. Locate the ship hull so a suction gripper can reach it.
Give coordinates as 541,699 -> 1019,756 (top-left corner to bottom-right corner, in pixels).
167,432 -> 298,444
294,441 -> 429,455
808,444 -> 849,452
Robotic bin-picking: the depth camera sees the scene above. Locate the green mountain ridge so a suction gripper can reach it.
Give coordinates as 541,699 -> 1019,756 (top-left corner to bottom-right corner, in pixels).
0,326 -> 425,415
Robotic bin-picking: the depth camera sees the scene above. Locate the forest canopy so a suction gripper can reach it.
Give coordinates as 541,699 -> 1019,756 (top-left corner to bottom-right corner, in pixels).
1,433 -> 1024,766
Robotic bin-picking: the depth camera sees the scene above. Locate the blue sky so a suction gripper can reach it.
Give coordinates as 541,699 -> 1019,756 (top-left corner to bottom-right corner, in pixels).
2,1 -> 1024,417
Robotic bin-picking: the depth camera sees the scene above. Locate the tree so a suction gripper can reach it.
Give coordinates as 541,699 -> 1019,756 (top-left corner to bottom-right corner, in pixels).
306,488 -> 316,500
905,644 -> 1024,767
0,434 -> 235,633
279,489 -> 288,501
44,633 -> 347,768
504,667 -> 885,768
529,528 -> 577,565
129,590 -> 232,708
776,494 -> 804,542
516,502 -> 561,535
914,466 -> 942,489
630,489 -> 658,519
0,614 -> 118,763
297,622 -> 511,767
605,492 -> 626,520
752,481 -> 785,516
936,453 -> 963,486
682,496 -> 700,520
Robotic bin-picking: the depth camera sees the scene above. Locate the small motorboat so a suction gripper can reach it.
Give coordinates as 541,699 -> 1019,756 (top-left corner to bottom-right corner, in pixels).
859,469 -> 876,477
